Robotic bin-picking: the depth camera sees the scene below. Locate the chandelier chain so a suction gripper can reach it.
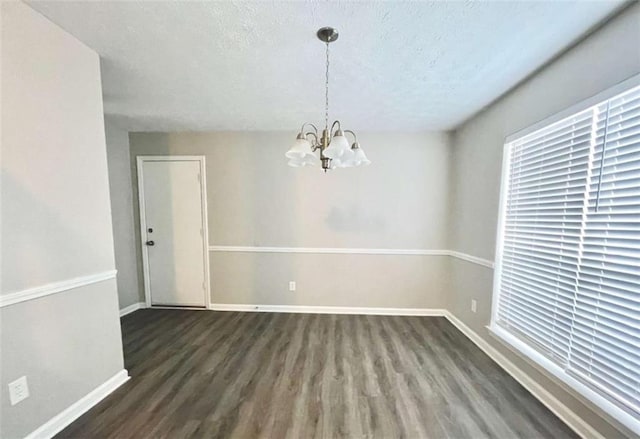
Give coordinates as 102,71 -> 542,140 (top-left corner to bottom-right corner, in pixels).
325,41 -> 329,131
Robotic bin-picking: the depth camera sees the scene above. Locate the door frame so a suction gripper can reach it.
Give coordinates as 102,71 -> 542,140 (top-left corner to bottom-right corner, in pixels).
136,155 -> 211,309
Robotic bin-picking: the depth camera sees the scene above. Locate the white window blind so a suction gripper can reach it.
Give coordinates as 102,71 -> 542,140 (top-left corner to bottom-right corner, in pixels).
494,84 -> 640,425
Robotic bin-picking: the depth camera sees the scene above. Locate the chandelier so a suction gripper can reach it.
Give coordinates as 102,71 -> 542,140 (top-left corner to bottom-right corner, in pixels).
285,27 -> 370,172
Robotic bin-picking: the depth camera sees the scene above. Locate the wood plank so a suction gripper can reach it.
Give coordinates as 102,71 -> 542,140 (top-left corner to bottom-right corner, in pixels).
56,310 -> 577,438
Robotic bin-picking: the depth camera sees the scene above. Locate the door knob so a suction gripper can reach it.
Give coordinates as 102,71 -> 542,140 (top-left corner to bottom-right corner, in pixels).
146,240 -> 155,246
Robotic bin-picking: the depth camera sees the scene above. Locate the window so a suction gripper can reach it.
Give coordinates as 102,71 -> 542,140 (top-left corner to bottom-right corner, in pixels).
491,79 -> 640,435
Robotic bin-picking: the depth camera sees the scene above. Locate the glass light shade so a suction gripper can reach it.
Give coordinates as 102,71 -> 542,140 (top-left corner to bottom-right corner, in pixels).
353,148 -> 371,166
323,133 -> 351,159
287,156 -> 304,167
329,157 -> 343,169
338,151 -> 356,167
303,153 -> 319,166
288,153 -> 318,168
285,137 -> 314,160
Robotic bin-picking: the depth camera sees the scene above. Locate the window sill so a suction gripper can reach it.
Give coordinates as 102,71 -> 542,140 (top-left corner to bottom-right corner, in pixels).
488,324 -> 640,437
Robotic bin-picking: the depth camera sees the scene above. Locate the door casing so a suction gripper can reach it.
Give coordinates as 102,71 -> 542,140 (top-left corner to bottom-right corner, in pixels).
136,155 -> 211,309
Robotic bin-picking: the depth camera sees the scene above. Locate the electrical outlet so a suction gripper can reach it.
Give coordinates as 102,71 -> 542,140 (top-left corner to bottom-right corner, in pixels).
8,376 -> 29,406
471,299 -> 477,313
289,281 -> 296,291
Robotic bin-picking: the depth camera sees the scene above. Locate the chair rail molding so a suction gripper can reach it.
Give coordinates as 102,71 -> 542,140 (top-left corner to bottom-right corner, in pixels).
447,250 -> 495,268
208,245 -> 495,268
0,270 -> 118,308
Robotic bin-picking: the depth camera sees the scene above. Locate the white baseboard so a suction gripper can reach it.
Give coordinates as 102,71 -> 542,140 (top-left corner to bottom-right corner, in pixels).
442,312 -> 603,439
209,303 -> 447,316
119,302 -> 146,317
25,369 -> 129,439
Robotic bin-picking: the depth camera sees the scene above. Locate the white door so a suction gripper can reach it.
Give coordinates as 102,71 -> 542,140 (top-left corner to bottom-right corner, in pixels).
138,157 -> 208,307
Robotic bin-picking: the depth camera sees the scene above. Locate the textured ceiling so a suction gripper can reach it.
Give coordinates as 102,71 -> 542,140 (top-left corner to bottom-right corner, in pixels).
28,0 -> 625,132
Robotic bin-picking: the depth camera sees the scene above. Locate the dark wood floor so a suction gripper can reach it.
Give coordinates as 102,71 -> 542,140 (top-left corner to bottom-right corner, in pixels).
57,310 -> 576,438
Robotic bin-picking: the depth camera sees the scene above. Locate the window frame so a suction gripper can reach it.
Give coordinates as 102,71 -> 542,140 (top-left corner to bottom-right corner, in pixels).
490,73 -> 640,437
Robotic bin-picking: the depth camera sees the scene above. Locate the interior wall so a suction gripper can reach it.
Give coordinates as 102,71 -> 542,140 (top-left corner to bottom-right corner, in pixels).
448,3 -> 640,438
105,118 -> 143,308
1,3 -> 125,437
129,131 -> 452,308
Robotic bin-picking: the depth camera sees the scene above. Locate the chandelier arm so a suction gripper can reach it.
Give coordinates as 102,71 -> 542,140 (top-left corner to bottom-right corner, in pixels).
304,132 -> 320,151
300,122 -> 318,134
330,120 -> 342,136
344,130 -> 357,143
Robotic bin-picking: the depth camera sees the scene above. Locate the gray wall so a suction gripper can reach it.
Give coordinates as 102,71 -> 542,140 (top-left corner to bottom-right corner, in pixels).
1,3 -> 125,437
105,118 -> 143,308
129,131 -> 452,308
448,3 -> 640,438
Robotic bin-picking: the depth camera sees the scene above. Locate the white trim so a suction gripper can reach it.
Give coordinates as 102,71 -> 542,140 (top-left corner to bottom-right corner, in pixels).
209,303 -> 447,316
505,73 -> 640,143
447,250 -> 495,269
136,157 -> 152,308
119,302 -> 146,317
208,245 -> 448,256
149,305 -> 208,311
133,155 -> 205,162
489,324 -> 640,438
136,155 -> 211,309
199,158 -> 212,310
0,270 -> 117,308
443,312 -> 605,439
208,245 -> 495,268
490,140 -> 512,325
25,369 -> 129,439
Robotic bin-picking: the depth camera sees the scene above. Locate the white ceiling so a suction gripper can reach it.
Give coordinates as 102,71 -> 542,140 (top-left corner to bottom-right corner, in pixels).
28,0 -> 625,132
